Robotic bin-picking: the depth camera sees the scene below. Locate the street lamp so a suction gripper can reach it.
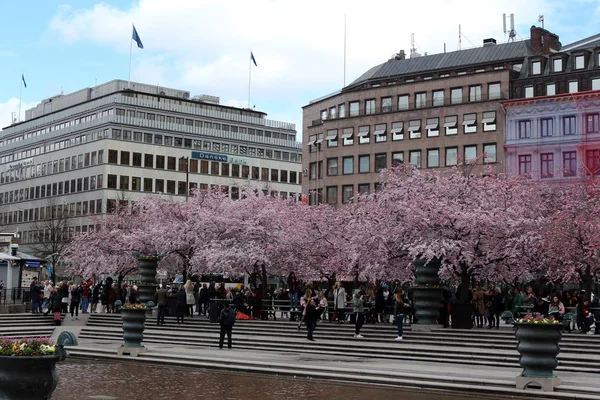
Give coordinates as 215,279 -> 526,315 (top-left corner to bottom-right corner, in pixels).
179,156 -> 190,202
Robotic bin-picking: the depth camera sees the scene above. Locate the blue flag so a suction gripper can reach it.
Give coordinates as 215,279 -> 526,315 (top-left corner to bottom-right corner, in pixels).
132,25 -> 144,49
22,74 -> 26,88
250,52 -> 257,67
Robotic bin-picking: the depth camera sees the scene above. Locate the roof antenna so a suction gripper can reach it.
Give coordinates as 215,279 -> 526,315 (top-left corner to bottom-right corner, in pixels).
503,13 -> 517,42
538,15 -> 544,29
458,25 -> 461,50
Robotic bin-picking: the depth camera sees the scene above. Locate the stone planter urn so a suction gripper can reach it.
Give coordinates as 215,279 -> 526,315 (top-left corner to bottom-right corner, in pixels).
119,307 -> 148,356
514,322 -> 562,391
137,256 -> 159,305
0,355 -> 60,399
412,258 -> 442,326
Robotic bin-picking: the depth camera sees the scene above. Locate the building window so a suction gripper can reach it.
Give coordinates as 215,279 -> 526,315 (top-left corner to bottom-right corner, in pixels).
540,153 -> 554,178
120,151 -> 130,165
432,90 -> 444,106
569,81 -> 578,93
532,61 -> 541,75
427,149 -> 439,168
444,116 -> 458,135
144,154 -> 153,168
445,147 -> 458,166
392,151 -> 404,165
463,113 -> 477,134
358,126 -> 370,144
342,128 -> 354,146
359,155 -> 370,173
398,95 -> 409,110
525,86 -> 534,98
321,110 -> 327,121
326,186 -> 338,205
391,122 -> 404,141
540,118 -> 554,137
108,150 -> 118,164
327,158 -> 338,176
167,157 -> 176,170
343,156 -> 354,174
488,83 -> 501,100
563,151 -> 577,177
469,85 -> 482,102
375,153 -> 386,172
329,106 -> 337,119
365,99 -> 376,115
593,78 -> 600,90
357,184 -> 369,195
326,129 -> 338,147
370,123 -> 386,143
426,118 -> 439,137
464,145 -> 477,163
415,92 -> 427,108
518,155 -> 532,175
409,150 -> 421,168
451,88 -> 463,104
107,174 -> 117,189
546,83 -> 556,96
586,149 -> 600,175
563,116 -> 577,135
307,134 -> 316,152
156,155 -> 165,169
518,120 -> 532,138
342,185 -> 354,204
482,111 -> 496,131
119,175 -> 129,190
339,104 -> 346,118
483,144 -> 497,163
575,55 -> 585,69
349,101 -> 359,116
381,97 -> 392,112
553,58 -> 562,72
408,120 -> 421,139
586,113 -> 599,133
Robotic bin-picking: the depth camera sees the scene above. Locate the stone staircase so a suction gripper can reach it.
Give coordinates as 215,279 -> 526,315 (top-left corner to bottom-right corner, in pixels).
80,313 -> 600,373
0,313 -> 60,338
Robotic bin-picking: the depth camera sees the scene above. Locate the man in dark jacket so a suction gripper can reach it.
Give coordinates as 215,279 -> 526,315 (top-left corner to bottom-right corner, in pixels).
155,286 -> 169,326
198,283 -> 209,316
219,304 -> 235,349
176,286 -> 187,325
30,277 -> 42,314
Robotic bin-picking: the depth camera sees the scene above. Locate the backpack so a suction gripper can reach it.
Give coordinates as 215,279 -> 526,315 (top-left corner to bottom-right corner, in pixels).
222,308 -> 236,327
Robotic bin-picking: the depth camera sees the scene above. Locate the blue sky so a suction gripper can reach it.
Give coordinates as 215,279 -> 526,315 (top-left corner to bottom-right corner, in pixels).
1,0 -> 600,137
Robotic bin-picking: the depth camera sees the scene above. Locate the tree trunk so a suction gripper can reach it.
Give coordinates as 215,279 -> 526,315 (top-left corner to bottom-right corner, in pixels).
582,273 -> 594,297
117,274 -> 124,303
459,270 -> 470,304
260,263 -> 268,292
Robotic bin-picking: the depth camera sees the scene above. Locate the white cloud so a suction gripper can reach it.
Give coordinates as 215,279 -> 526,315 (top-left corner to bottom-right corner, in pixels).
0,98 -> 38,131
48,0 -> 569,136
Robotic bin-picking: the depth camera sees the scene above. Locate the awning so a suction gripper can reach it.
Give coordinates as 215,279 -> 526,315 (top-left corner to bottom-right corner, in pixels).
408,124 -> 421,132
462,114 -> 476,125
0,253 -> 18,260
325,131 -> 338,140
373,127 -> 386,136
425,120 -> 439,130
357,128 -> 370,137
315,135 -> 324,144
341,130 -> 353,139
307,137 -> 316,146
482,112 -> 496,124
390,123 -> 404,134
443,117 -> 458,128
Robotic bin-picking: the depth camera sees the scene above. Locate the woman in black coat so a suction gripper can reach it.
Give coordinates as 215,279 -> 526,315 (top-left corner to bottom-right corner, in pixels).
50,289 -> 63,325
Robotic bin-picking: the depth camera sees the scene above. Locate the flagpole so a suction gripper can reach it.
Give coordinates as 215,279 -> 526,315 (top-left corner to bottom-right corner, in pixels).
128,23 -> 133,88
18,74 -> 23,122
248,50 -> 252,109
344,13 -> 347,87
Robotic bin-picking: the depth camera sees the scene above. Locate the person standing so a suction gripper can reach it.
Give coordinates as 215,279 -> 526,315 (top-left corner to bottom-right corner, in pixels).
512,288 -> 523,318
333,282 -> 346,324
43,281 -> 53,315
198,283 -> 209,316
30,277 -> 41,314
81,279 -> 91,313
176,286 -> 187,325
50,287 -> 63,326
219,304 -> 236,349
91,282 -> 101,314
60,280 -> 69,314
305,298 -> 319,341
287,272 -> 298,311
353,287 -> 367,339
488,288 -> 503,329
184,280 -> 195,318
69,284 -> 82,319
155,285 -> 168,326
472,286 -> 485,328
393,292 -> 405,340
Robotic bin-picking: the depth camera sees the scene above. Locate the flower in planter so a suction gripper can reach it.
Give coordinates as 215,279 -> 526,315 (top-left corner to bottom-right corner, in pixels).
517,314 -> 561,324
121,303 -> 148,310
0,337 -> 56,356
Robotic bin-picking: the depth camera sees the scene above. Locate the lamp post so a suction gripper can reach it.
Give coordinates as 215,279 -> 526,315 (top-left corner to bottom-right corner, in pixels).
179,156 -> 189,202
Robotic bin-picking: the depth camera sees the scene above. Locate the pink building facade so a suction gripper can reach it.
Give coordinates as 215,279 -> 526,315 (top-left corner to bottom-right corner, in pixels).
503,91 -> 600,181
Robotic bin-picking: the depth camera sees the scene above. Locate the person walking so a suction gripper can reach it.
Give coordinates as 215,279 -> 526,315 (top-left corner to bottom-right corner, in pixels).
155,285 -> 168,326
219,304 -> 236,349
176,286 -> 187,325
69,284 -> 82,319
184,280 -> 195,318
333,281 -> 346,323
305,298 -> 319,341
353,287 -> 367,339
81,279 -> 91,313
393,292 -> 405,340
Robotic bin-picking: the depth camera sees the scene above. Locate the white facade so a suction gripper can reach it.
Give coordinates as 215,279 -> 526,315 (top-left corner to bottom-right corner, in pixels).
0,80 -> 302,255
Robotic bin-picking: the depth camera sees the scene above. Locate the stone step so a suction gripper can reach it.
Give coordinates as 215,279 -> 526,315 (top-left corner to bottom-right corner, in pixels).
0,326 -> 54,337
65,345 -> 600,399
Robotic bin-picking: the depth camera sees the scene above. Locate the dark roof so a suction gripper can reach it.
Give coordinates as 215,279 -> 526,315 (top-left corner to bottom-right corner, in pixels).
562,33 -> 600,52
347,40 -> 533,89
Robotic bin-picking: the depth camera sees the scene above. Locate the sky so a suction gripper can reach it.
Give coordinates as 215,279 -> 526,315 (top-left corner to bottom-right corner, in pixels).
1,0 -> 600,138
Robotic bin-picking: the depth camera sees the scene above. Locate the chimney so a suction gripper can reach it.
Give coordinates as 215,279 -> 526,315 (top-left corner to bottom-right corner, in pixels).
395,50 -> 406,60
530,26 -> 561,55
483,38 -> 497,47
